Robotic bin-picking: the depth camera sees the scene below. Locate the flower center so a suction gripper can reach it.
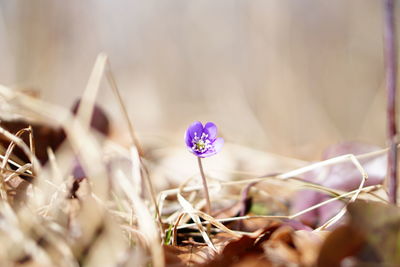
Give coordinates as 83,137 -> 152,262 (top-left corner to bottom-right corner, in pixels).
192,133 -> 212,153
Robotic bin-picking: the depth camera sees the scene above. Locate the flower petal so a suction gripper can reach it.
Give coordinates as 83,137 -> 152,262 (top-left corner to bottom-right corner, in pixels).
187,121 -> 203,139
212,137 -> 224,153
184,129 -> 192,147
203,122 -> 218,140
198,138 -> 224,158
191,150 -> 205,157
197,150 -> 217,158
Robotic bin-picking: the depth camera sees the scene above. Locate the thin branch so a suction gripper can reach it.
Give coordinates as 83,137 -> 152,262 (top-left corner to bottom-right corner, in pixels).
384,0 -> 398,204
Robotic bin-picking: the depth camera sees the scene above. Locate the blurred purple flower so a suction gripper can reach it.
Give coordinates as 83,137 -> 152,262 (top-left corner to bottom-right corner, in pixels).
290,141 -> 387,229
185,121 -> 224,158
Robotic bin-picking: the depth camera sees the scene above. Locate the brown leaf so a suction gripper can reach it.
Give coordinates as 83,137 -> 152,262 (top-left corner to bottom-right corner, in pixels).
202,221 -> 327,267
164,244 -> 207,267
317,225 -> 364,266
71,99 -> 110,137
201,221 -> 281,266
263,226 -> 300,265
230,217 -> 274,233
347,201 -> 400,264
293,230 -> 328,266
6,176 -> 30,208
317,201 -> 400,266
0,98 -> 110,166
166,233 -> 237,266
203,235 -> 264,267
0,120 -> 65,165
229,254 -> 272,267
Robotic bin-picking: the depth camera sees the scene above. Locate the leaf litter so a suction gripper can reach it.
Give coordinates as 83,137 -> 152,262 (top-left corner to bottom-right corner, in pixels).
0,54 -> 397,266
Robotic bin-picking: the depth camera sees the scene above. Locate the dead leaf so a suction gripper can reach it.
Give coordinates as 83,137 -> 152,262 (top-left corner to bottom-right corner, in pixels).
0,120 -> 65,165
293,230 -> 329,266
263,226 -> 300,265
318,201 -> 400,266
165,233 -> 237,266
347,201 -> 400,264
203,235 -> 265,267
0,98 -> 110,166
71,99 -> 110,137
317,225 -> 364,266
164,244 -> 206,267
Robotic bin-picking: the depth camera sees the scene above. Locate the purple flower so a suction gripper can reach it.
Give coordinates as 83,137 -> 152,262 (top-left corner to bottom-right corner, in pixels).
185,121 -> 224,158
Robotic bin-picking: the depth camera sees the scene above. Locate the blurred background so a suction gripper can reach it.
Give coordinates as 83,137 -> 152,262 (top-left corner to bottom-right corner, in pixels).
0,0 -> 397,160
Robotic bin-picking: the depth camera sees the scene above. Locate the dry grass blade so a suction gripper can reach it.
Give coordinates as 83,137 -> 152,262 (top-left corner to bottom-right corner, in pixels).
0,127 -> 30,174
0,126 -> 38,200
176,185 -> 381,231
172,213 -> 185,246
0,154 -> 33,175
301,183 -> 387,203
159,149 -> 385,235
28,125 -> 35,175
76,53 -> 107,133
47,147 -> 63,185
0,126 -> 41,175
177,215 -> 288,230
4,163 -> 31,182
115,168 -> 164,267
171,210 -> 241,246
0,84 -> 108,198
176,192 -> 217,252
158,148 -> 387,201
278,153 -> 366,180
289,186 -> 379,220
315,155 -> 368,230
195,211 -> 242,238
130,147 -> 143,197
105,59 -> 162,232
105,62 -> 142,155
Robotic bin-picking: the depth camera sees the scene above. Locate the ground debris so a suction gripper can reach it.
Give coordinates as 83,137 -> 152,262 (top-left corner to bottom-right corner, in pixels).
166,220 -> 327,267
